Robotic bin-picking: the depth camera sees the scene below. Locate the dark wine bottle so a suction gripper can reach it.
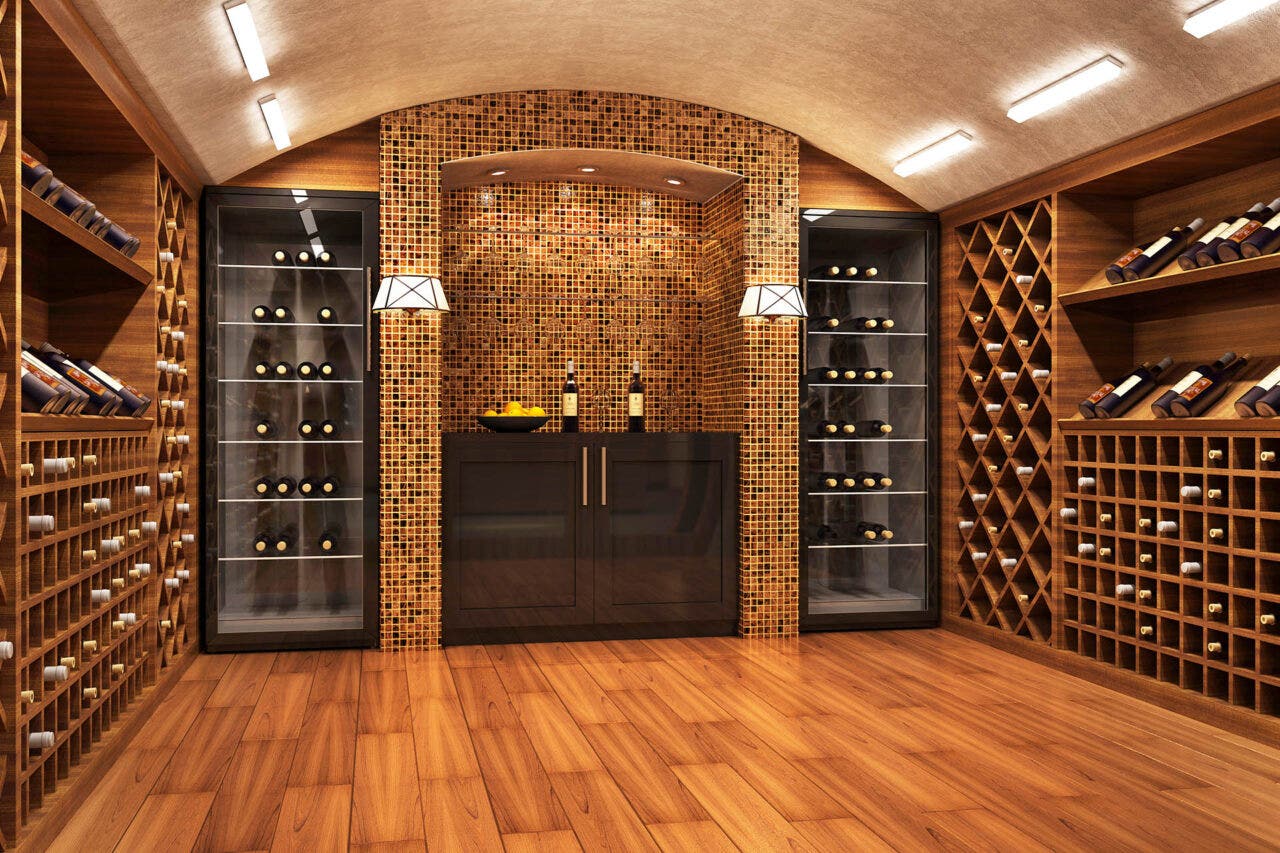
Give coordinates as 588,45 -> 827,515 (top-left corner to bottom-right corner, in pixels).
296,361 -> 318,380
319,419 -> 339,438
809,265 -> 841,278
271,249 -> 292,266
34,343 -> 123,415
318,362 -> 336,379
855,419 -> 893,436
316,250 -> 335,266
298,419 -> 318,439
855,521 -> 893,541
1176,216 -> 1235,270
807,366 -> 843,382
862,367 -> 894,383
21,359 -> 63,413
814,524 -> 840,542
816,472 -> 855,490
1240,209 -> 1280,259
274,476 -> 297,496
298,476 -> 319,496
253,476 -> 273,496
274,361 -> 295,379
1104,240 -> 1152,283
318,528 -> 341,552
1162,353 -> 1247,417
562,359 -> 579,433
1255,379 -> 1280,417
317,306 -> 336,323
1234,364 -> 1280,416
22,350 -> 86,412
1197,203 -> 1265,266
252,305 -> 273,323
872,316 -> 895,330
253,533 -> 275,554
273,305 -> 294,322
274,525 -> 298,553
833,420 -> 858,436
295,249 -> 314,266
810,315 -> 842,330
254,415 -> 277,438
21,152 -> 54,196
842,266 -> 861,278
1217,197 -> 1280,262
320,475 -> 341,495
849,316 -> 879,331
627,360 -> 645,433
253,361 -> 272,378
1122,218 -> 1204,281
1085,357 -> 1173,419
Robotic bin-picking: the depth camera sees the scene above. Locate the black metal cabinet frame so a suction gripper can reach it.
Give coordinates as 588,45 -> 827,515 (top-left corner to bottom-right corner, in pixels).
201,186 -> 380,651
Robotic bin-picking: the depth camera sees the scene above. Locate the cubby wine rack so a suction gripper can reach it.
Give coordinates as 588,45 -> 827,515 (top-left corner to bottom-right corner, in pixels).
0,3 -> 203,846
952,197 -> 1055,641
1061,425 -> 1280,716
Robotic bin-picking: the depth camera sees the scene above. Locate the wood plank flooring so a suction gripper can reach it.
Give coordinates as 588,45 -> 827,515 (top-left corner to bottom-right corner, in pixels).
45,629 -> 1280,852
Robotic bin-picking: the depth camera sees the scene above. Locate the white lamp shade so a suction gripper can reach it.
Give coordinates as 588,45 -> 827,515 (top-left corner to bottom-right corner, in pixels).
373,275 -> 450,313
738,284 -> 807,319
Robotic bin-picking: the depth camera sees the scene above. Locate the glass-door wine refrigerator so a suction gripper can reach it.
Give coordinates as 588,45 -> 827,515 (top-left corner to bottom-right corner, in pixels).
800,209 -> 939,629
202,187 -> 379,651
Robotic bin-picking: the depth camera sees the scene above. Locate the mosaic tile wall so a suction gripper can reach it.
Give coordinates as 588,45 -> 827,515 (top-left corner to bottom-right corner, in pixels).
441,182 -> 704,432
380,90 -> 800,647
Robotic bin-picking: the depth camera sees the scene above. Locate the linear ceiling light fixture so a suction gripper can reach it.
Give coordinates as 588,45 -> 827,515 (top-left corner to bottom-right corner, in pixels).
893,131 -> 974,177
223,0 -> 270,81
258,95 -> 292,150
1007,56 -> 1124,123
1184,0 -> 1280,37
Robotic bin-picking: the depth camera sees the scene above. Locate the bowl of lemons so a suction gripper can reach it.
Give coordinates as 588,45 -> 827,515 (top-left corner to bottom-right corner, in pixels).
477,401 -> 550,433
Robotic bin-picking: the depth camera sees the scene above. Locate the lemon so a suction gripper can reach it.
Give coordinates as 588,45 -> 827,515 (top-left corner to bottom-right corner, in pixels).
528,406 -> 546,417
483,409 -> 498,417
503,401 -> 523,416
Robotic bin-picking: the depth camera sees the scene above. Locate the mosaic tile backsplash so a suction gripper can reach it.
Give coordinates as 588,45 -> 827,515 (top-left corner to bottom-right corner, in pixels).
380,90 -> 800,647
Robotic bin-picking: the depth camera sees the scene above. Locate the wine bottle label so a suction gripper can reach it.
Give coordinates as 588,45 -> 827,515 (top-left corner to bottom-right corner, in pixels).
563,393 -> 578,417
1140,236 -> 1173,258
628,393 -> 644,416
1256,364 -> 1280,391
1112,246 -> 1144,269
1229,220 -> 1264,242
61,363 -> 110,396
1180,375 -> 1214,401
1259,211 -> 1280,232
1172,371 -> 1202,394
1110,374 -> 1144,399
1086,383 -> 1115,404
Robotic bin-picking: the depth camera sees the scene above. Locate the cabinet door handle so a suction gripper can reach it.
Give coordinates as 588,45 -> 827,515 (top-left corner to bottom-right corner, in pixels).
582,446 -> 588,507
601,447 -> 607,506
364,267 -> 373,373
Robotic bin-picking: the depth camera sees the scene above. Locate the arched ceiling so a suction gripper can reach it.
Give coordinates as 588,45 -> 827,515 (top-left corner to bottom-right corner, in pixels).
71,0 -> 1280,210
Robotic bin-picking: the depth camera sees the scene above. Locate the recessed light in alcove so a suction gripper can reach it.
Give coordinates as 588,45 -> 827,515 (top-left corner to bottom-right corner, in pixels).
577,165 -> 599,173
664,177 -> 685,186
488,168 -> 508,177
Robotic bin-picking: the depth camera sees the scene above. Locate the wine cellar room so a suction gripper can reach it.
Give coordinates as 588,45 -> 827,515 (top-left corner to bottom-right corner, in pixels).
3,0 -> 1280,850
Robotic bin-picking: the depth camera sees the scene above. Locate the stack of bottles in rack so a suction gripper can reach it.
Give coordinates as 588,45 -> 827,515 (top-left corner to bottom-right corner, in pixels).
1078,352 -> 1280,418
21,152 -> 143,257
1101,195 -> 1280,282
20,340 -> 152,416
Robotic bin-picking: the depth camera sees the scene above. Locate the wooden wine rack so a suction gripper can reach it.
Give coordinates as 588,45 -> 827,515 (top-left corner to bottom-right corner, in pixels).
952,198 -> 1055,641
1061,424 -> 1280,717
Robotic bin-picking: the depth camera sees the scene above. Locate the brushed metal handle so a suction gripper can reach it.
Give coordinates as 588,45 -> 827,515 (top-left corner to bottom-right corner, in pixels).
601,447 -> 607,506
582,446 -> 588,506
365,267 -> 373,372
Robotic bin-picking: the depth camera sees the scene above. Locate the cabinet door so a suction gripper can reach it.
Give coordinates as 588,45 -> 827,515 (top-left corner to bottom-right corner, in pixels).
443,436 -> 593,635
593,434 -> 737,625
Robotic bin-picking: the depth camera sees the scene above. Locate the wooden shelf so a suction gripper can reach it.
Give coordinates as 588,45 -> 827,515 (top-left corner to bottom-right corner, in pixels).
21,187 -> 151,289
1060,251 -> 1280,313
22,413 -> 154,434
1061,417 -> 1280,434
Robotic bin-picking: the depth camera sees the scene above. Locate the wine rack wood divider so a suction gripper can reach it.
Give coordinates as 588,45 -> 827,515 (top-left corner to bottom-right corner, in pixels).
0,2 -> 202,846
943,79 -> 1280,731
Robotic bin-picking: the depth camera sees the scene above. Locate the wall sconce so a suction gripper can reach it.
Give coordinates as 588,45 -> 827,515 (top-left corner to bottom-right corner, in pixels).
373,275 -> 451,314
738,284 -> 807,322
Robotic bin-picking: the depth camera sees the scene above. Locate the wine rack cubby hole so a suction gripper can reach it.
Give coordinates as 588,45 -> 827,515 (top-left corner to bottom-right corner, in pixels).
947,86 -> 1280,727
952,198 -> 1055,642
0,3 -> 201,845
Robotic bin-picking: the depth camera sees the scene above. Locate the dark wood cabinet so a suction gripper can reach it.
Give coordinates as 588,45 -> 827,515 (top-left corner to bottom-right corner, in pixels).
443,433 -> 738,644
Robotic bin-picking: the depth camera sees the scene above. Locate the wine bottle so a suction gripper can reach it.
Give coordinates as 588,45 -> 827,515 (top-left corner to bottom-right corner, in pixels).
843,266 -> 861,278
33,343 -> 123,415
814,524 -> 839,542
1103,239 -> 1154,283
273,305 -> 294,322
807,366 -> 843,382
1122,218 -> 1204,280
1217,197 -> 1280,262
1176,215 -> 1236,270
298,476 -> 319,496
252,476 -> 273,496
254,415 -> 277,438
1152,353 -> 1236,418
320,475 -> 341,495
253,533 -> 275,554
274,361 -> 295,379
833,420 -> 858,436
253,361 -> 272,378
318,527 -> 341,552
21,152 -> 54,195
271,249 -> 292,266
856,419 -> 893,435
316,249 -> 335,266
252,305 -> 272,322
297,361 -> 318,380
1234,364 -> 1280,416
810,315 -> 842,330
1196,203 -> 1265,266
1169,353 -> 1248,417
1256,380 -> 1280,417
853,471 -> 890,490
815,473 -> 842,490
872,316 -> 895,330
1240,208 -> 1280,258
855,521 -> 893,541
274,525 -> 298,553
21,357 -> 68,413
627,361 -> 645,433
274,476 -> 297,496
815,420 -> 841,437
64,349 -> 152,416
809,264 -> 841,278
317,305 -> 336,323
295,249 -> 314,266
863,367 -> 894,383
849,316 -> 878,331
320,419 -> 339,438
298,419 -> 318,438
863,267 -> 879,278
562,359 -> 579,433
1089,357 -> 1173,419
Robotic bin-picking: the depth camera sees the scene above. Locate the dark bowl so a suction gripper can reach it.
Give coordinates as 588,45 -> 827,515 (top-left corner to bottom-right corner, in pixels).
477,415 -> 550,433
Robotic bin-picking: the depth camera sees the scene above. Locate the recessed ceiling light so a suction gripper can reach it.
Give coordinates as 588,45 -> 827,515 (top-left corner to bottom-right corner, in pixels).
258,95 -> 292,150
1184,0 -> 1280,37
488,168 -> 509,177
1007,56 -> 1124,123
223,0 -> 270,81
664,177 -> 685,186
893,131 -> 973,177
577,165 -> 599,173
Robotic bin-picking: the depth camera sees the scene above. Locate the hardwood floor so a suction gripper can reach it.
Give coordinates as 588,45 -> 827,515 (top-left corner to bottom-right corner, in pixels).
44,629 -> 1280,852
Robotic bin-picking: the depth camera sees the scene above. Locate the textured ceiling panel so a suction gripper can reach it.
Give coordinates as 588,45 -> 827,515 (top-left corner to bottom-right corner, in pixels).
70,0 -> 1280,209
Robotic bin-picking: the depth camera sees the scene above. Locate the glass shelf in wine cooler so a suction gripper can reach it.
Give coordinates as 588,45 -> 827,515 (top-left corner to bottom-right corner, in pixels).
204,187 -> 379,650
799,209 -> 938,629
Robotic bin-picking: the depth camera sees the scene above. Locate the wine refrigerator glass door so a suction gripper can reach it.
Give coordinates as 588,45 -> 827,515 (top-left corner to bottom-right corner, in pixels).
800,211 -> 939,629
204,188 -> 379,650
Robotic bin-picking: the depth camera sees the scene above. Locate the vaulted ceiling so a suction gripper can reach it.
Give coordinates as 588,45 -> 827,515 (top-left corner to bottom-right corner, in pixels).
72,0 -> 1280,209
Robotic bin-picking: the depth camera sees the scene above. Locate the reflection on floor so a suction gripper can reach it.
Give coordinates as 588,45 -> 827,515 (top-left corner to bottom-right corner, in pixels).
47,629 -> 1280,851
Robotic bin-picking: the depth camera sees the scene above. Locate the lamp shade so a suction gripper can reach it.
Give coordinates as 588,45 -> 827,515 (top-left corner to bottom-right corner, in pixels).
372,275 -> 450,313
738,284 -> 807,319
